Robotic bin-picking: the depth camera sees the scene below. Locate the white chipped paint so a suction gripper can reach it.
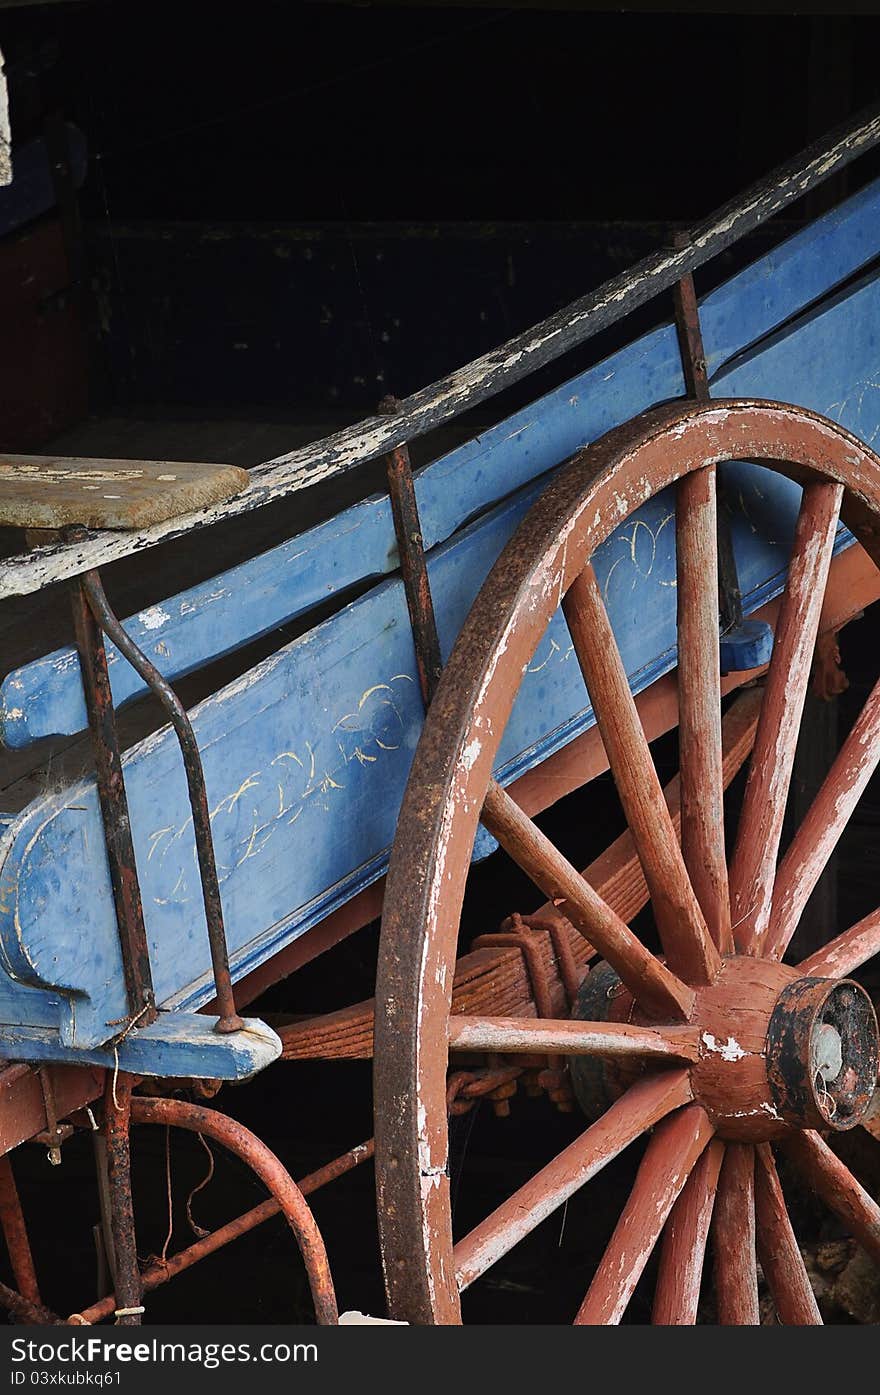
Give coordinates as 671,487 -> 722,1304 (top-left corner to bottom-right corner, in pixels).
701,1032 -> 747,1061
139,605 -> 171,631
460,738 -> 481,771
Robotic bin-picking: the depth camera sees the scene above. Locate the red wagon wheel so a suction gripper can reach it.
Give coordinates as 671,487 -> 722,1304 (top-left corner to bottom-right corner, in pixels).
374,398 -> 880,1325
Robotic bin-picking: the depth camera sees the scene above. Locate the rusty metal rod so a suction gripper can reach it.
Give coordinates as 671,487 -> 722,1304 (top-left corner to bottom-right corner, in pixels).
71,580 -> 157,1025
0,1277 -> 63,1324
379,397 -> 443,706
68,1138 -> 373,1325
671,243 -> 743,636
102,1074 -> 143,1327
122,1096 -> 338,1324
0,1156 -> 41,1306
81,569 -> 243,1034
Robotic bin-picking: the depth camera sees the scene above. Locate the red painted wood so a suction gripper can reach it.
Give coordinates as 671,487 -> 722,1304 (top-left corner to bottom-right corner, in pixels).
676,468 -> 731,952
796,905 -> 880,980
730,482 -> 844,954
712,1142 -> 760,1324
453,1069 -> 693,1293
784,1130 -> 880,1263
575,1103 -> 714,1325
482,781 -> 694,1021
563,565 -> 721,985
652,1137 -> 725,1324
754,1144 -> 821,1325
447,1016 -> 701,1060
767,674 -> 880,959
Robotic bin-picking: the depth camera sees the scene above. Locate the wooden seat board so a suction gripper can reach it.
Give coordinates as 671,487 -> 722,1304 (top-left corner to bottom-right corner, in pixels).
0,456 -> 249,531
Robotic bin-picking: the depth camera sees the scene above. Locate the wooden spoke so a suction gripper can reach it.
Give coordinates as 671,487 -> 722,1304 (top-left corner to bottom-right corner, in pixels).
512,685 -> 762,941
562,565 -> 721,985
676,467 -> 731,952
753,1144 -> 822,1325
712,1142 -> 760,1324
729,481 -> 843,954
766,674 -> 880,960
797,905 -> 880,980
652,1138 -> 725,1325
482,781 -> 694,1021
783,1131 -> 880,1265
575,1103 -> 714,1325
452,1069 -> 693,1293
448,1016 -> 701,1061
279,691 -> 763,1066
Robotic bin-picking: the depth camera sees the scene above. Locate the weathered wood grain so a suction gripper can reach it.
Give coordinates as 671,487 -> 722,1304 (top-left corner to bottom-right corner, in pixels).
652,1138 -> 725,1325
730,482 -> 844,954
563,565 -> 720,985
796,905 -> 880,980
481,780 -> 695,1022
0,456 -> 249,531
575,1104 -> 714,1325
712,1143 -> 760,1325
453,1069 -> 693,1293
766,674 -> 880,960
676,467 -> 730,951
783,1130 -> 880,1264
754,1143 -> 822,1325
447,1016 -> 700,1061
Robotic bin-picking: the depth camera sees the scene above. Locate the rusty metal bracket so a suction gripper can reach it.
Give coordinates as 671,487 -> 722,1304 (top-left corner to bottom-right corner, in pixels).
378,396 -> 443,708
72,557 -> 243,1035
71,577 -> 158,1029
35,1067 -> 68,1167
671,240 -> 772,672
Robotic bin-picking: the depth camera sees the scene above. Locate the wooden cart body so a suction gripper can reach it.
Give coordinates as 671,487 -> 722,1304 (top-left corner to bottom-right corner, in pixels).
0,159 -> 879,1088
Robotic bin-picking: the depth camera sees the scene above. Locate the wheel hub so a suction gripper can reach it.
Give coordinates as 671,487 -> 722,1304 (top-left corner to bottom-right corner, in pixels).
572,957 -> 879,1143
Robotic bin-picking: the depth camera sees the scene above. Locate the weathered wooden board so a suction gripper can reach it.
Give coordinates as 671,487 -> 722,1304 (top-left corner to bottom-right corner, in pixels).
0,456 -> 250,531
4,175 -> 880,749
0,119 -> 878,601
0,1013 -> 280,1080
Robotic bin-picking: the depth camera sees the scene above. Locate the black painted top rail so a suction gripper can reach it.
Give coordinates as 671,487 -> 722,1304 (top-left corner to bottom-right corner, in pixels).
3,99 -> 880,600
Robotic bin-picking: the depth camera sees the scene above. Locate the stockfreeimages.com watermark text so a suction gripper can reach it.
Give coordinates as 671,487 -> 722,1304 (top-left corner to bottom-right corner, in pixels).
10,1336 -> 317,1379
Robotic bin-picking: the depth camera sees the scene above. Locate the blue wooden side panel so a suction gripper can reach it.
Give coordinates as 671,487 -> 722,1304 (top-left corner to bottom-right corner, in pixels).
713,263 -> 880,444
5,174 -> 880,750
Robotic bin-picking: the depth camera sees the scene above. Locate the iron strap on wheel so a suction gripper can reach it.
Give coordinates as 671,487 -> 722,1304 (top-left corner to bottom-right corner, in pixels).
4,100 -> 880,600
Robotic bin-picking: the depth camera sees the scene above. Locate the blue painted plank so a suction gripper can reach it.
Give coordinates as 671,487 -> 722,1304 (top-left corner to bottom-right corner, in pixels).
0,1013 -> 280,1079
713,261 -> 880,447
5,175 -> 880,750
701,176 -> 880,375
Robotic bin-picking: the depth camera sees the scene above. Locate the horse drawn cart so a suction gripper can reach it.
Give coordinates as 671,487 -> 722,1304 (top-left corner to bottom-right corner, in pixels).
0,103 -> 880,1327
